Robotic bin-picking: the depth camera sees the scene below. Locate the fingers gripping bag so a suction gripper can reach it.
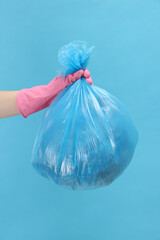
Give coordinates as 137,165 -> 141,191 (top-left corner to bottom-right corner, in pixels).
32,41 -> 138,190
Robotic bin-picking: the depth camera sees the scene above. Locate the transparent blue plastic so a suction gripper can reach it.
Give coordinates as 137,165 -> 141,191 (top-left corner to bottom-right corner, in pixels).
32,41 -> 138,190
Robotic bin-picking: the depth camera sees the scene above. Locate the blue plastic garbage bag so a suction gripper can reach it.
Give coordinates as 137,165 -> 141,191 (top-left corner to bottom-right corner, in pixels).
32,41 -> 138,190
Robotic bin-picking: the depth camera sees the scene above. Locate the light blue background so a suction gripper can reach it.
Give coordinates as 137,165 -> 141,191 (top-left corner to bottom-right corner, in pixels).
0,0 -> 160,239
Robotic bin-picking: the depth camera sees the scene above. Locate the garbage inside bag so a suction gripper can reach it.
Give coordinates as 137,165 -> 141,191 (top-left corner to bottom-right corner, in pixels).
32,41 -> 138,190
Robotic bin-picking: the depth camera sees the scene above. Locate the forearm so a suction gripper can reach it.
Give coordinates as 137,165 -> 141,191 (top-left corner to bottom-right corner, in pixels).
0,91 -> 20,118
0,70 -> 91,119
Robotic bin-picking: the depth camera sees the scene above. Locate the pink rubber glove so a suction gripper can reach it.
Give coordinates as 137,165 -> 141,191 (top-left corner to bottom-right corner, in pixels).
17,69 -> 92,118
